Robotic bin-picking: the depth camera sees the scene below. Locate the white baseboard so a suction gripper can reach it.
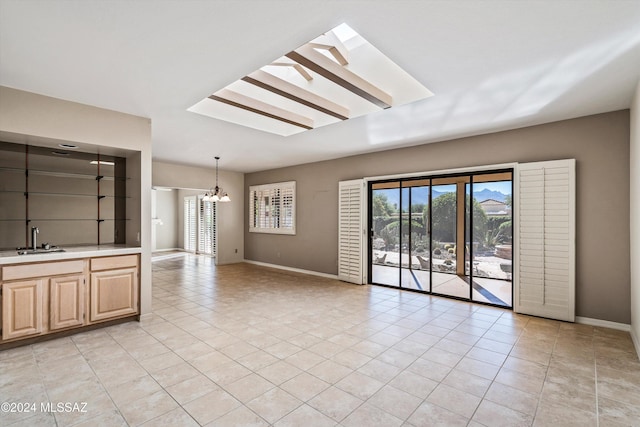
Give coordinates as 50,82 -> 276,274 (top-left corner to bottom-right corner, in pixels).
152,248 -> 183,253
575,316 -> 631,332
243,259 -> 339,280
151,250 -> 188,262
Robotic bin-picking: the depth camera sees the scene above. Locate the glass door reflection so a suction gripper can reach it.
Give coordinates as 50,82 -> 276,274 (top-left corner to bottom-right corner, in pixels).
400,180 -> 430,291
430,178 -> 468,299
467,173 -> 513,307
371,182 -> 400,286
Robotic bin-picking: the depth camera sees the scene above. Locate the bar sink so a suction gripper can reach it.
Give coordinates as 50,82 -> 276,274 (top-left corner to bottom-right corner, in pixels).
17,247 -> 66,255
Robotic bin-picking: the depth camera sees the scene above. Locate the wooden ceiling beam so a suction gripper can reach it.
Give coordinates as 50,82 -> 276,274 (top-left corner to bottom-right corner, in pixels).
209,89 -> 314,130
307,32 -> 349,66
243,69 -> 350,120
270,60 -> 313,81
286,45 -> 392,109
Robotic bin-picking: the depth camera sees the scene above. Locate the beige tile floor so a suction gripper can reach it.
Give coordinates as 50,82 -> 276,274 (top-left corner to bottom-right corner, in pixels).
1,253 -> 639,426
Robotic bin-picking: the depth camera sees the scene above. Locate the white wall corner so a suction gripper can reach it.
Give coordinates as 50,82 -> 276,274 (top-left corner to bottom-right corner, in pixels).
630,78 -> 640,359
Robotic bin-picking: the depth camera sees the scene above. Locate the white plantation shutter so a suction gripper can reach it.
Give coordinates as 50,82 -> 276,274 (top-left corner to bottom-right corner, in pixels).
198,198 -> 216,255
249,182 -> 296,234
281,186 -> 294,229
184,196 -> 196,252
515,159 -> 575,321
338,179 -> 364,284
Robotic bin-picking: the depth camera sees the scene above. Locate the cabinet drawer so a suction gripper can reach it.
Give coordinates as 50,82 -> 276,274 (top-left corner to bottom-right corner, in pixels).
91,255 -> 138,271
2,260 -> 84,281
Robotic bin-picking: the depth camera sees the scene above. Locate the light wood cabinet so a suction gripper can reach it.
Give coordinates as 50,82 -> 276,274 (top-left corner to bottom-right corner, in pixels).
89,254 -> 139,323
49,274 -> 85,330
2,279 -> 44,340
1,253 -> 139,345
90,268 -> 138,322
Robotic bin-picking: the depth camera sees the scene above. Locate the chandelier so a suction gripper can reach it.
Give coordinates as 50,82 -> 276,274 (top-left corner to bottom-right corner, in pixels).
203,156 -> 230,202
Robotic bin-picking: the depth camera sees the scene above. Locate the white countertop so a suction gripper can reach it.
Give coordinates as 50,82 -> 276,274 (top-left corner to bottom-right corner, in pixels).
0,245 -> 141,265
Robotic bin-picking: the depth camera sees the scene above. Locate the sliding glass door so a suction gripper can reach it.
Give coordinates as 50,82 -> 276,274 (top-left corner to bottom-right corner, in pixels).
368,170 -> 513,308
371,182 -> 400,286
402,181 -> 431,291
467,173 -> 513,306
430,178 -> 464,298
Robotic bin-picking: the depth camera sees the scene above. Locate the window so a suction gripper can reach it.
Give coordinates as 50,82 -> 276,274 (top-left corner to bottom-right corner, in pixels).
249,181 -> 296,234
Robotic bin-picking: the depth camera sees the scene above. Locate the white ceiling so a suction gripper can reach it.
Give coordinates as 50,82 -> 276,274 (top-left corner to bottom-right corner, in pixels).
1,0 -> 639,173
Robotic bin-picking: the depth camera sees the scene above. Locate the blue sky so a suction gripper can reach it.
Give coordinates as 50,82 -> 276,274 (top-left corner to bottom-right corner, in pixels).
375,180 -> 511,207
473,181 -> 512,194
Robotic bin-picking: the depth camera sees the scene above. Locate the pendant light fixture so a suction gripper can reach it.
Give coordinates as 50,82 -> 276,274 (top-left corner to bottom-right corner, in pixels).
203,156 -> 230,202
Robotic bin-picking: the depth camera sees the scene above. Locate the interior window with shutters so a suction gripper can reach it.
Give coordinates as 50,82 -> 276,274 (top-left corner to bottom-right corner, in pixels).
250,181 -> 296,234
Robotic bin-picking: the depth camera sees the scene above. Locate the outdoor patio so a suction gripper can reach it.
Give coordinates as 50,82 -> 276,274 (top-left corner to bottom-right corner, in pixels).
371,252 -> 512,307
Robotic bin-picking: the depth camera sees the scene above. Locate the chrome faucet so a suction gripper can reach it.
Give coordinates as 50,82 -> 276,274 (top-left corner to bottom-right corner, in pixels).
31,226 -> 39,250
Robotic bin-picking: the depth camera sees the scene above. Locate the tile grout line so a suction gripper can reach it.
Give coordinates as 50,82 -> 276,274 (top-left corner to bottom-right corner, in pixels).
532,323 -> 559,426
144,265 -> 296,425
463,309 -> 521,425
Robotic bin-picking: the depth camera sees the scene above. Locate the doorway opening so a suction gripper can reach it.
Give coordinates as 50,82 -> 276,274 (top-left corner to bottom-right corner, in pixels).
369,170 -> 513,307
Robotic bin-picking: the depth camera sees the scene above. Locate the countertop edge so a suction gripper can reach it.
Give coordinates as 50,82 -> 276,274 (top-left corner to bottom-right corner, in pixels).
0,246 -> 142,265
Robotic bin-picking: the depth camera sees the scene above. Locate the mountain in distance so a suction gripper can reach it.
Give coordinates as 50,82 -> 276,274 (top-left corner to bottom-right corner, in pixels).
429,188 -> 508,202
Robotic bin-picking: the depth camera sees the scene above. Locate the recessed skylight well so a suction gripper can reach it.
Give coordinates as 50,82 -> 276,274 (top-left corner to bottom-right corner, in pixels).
188,23 -> 433,136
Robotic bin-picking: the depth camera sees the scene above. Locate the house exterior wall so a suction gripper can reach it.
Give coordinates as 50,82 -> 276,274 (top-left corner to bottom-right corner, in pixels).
479,200 -> 510,215
246,110 -> 631,324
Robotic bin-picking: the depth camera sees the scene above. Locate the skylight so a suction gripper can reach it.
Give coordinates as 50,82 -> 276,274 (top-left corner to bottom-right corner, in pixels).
188,23 -> 433,136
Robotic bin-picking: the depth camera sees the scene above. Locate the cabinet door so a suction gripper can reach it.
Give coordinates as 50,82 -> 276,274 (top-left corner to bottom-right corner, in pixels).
2,279 -> 43,340
90,268 -> 138,322
49,275 -> 85,330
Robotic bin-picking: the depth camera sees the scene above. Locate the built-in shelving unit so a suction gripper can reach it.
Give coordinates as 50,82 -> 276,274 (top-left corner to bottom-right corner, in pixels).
0,141 -> 128,249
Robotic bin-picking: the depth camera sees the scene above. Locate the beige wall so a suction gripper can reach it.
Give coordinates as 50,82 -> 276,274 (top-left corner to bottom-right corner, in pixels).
0,86 -> 151,151
0,86 -> 153,315
152,189 -> 179,250
631,81 -> 640,353
153,161 -> 244,264
246,110 -> 631,324
176,189 -> 200,250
